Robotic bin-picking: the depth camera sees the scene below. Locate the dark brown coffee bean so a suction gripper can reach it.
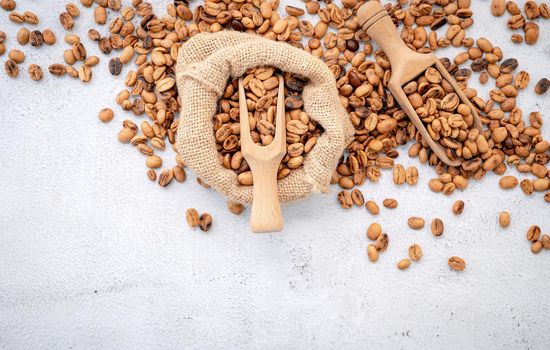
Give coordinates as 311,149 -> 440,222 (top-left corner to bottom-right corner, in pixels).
470,58 -> 487,72
29,30 -> 44,47
230,19 -> 245,31
535,78 -> 549,95
454,68 -> 472,81
48,63 -> 67,76
5,59 -> 19,78
99,37 -> 112,54
286,76 -> 305,92
346,39 -> 359,52
431,17 -> 447,30
500,58 -> 518,73
285,95 -> 303,109
199,213 -> 213,231
109,57 -> 122,75
348,70 -> 362,88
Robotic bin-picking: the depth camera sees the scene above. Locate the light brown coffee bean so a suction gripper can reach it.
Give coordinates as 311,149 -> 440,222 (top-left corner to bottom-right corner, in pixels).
0,0 -> 16,11
407,217 -> 425,230
491,0 -> 506,16
227,200 -> 244,215
94,6 -> 107,24
405,166 -> 419,185
429,178 -> 444,192
431,218 -> 444,237
367,244 -> 378,262
397,258 -> 411,270
28,64 -> 42,81
393,164 -> 406,185
145,155 -> 162,168
98,108 -> 114,123
499,211 -> 510,228
383,198 -> 398,209
158,169 -> 174,187
408,244 -> 422,261
23,11 -> 39,24
17,28 -> 30,45
527,225 -> 541,242
8,49 -> 25,63
452,200 -> 465,215
199,213 -> 212,232
42,29 -> 56,45
78,65 -> 92,82
59,12 -> 74,30
146,170 -> 156,181
185,208 -> 199,228
366,223 -> 382,241
448,256 -> 465,271
541,234 -> 550,250
66,3 -> 80,17
365,200 -> 379,215
532,241 -> 543,254
499,175 -> 518,189
525,1 -> 540,19
515,71 -> 530,90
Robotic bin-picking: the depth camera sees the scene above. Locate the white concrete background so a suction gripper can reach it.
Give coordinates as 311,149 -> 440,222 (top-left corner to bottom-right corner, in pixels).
1,0 -> 549,349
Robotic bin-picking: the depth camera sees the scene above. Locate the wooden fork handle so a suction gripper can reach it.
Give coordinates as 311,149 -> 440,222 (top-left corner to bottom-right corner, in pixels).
357,1 -> 413,69
248,160 -> 284,233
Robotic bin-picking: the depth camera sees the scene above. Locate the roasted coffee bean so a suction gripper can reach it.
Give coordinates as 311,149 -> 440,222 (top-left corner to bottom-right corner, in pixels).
365,200 -> 379,215
109,57 -> 122,75
17,28 -> 30,45
448,256 -> 465,271
42,29 -> 56,45
397,258 -> 412,270
383,198 -> 398,209
535,78 -> 549,95
28,64 -> 43,81
499,211 -> 510,228
407,217 -> 425,230
527,225 -> 541,242
48,63 -> 66,76
366,223 -> 382,241
5,59 -> 18,78
29,30 -> 43,47
431,218 -> 444,236
60,12 -> 74,30
408,244 -> 423,261
227,200 -> 244,215
452,200 -> 465,215
367,244 -> 378,262
185,208 -> 199,228
199,213 -> 212,231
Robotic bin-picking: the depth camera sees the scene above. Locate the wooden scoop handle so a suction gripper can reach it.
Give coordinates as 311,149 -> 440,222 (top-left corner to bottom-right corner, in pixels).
357,1 -> 415,70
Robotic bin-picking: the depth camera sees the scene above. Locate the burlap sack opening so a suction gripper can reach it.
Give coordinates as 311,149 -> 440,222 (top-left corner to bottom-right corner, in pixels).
176,31 -> 354,204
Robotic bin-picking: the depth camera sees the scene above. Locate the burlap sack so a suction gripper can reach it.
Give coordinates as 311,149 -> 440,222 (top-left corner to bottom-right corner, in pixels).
175,31 -> 354,204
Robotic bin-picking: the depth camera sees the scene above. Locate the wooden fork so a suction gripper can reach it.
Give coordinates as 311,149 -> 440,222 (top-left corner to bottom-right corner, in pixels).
358,1 -> 483,167
239,74 -> 286,232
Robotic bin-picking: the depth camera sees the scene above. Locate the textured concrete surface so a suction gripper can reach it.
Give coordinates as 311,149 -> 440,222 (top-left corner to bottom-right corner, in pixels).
1,0 -> 549,349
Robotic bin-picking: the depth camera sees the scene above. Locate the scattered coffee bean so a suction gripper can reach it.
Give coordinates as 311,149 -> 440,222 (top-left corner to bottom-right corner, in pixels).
431,218 -> 444,237
109,57 -> 122,75
407,217 -> 425,230
98,108 -> 114,123
199,213 -> 212,232
499,212 -> 510,228
535,78 -> 549,95
366,223 -> 381,241
227,200 -> 244,215
365,200 -> 379,215
382,198 -> 398,209
408,244 -> 423,261
397,258 -> 412,270
527,225 -> 541,242
186,208 -> 199,228
28,64 -> 42,81
448,256 -> 466,271
367,244 -> 378,262
48,63 -> 66,76
452,200 -> 465,215
4,59 -> 18,78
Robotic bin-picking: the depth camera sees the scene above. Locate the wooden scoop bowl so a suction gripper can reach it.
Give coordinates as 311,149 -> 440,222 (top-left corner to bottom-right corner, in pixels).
357,1 -> 483,167
238,75 -> 286,233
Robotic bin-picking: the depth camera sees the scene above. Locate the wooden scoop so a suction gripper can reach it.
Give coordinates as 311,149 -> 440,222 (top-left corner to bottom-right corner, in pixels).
238,75 -> 286,232
357,1 -> 483,167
